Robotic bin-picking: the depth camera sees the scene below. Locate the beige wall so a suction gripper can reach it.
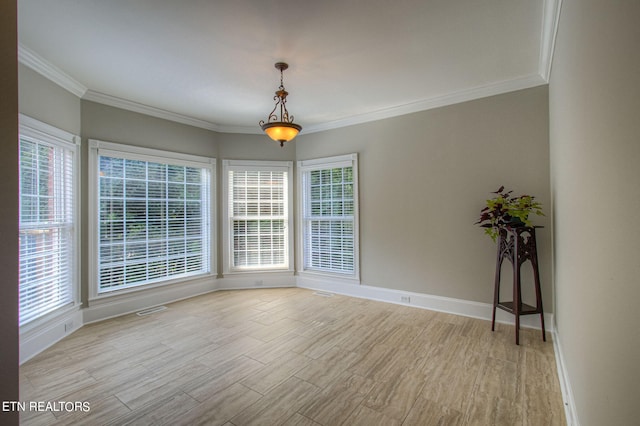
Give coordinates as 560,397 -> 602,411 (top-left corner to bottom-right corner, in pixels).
549,1 -> 640,425
0,1 -> 19,424
297,86 -> 551,307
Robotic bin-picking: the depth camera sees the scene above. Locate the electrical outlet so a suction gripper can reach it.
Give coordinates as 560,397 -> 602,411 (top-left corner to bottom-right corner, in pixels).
64,320 -> 74,332
400,296 -> 411,304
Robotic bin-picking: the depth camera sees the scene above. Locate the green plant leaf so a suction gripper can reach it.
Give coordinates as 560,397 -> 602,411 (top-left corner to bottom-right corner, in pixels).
476,186 -> 544,238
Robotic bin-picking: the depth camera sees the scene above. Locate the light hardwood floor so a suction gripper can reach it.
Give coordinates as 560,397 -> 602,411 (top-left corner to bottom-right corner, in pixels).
20,288 -> 566,425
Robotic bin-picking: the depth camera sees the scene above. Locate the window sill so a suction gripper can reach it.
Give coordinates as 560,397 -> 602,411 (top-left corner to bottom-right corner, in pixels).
84,274 -> 218,324
222,268 -> 294,277
297,270 -> 360,285
89,272 -> 217,304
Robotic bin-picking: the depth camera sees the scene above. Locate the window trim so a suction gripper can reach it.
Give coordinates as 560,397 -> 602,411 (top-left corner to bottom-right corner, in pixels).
88,139 -> 216,300
18,114 -> 81,331
222,159 -> 294,275
297,153 -> 360,282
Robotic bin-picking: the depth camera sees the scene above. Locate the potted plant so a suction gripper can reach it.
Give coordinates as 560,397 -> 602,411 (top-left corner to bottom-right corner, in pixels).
476,186 -> 544,241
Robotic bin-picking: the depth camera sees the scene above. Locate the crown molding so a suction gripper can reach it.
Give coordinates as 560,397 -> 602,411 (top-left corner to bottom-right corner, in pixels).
215,125 -> 262,135
18,43 -> 87,98
17,60 -> 546,137
82,73 -> 546,136
19,4 -> 557,137
17,44 -> 225,133
302,73 -> 547,135
539,0 -> 563,82
82,90 -> 221,132
31,73 -> 548,137
82,90 -> 261,134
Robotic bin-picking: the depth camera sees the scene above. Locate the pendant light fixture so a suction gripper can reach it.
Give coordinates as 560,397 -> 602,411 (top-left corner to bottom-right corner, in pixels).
259,62 -> 302,146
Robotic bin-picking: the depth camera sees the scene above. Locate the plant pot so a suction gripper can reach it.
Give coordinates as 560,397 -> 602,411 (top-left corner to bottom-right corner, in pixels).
507,217 -> 526,227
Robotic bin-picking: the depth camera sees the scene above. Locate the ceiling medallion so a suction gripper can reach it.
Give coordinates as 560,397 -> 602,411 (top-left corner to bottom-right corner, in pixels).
259,62 -> 302,146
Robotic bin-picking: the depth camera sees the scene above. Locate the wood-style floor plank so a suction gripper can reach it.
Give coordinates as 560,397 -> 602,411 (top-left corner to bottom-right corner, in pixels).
19,288 -> 566,425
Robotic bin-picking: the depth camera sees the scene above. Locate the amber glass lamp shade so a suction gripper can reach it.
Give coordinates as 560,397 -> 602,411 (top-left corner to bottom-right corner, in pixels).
261,122 -> 302,146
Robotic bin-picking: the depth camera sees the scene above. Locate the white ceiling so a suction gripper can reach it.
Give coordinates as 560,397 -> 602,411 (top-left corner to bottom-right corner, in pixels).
17,0 -> 558,134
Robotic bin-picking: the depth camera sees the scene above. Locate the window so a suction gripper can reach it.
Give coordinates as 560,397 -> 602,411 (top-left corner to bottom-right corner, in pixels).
90,140 -> 214,295
299,154 -> 359,279
223,160 -> 293,273
19,116 -> 79,326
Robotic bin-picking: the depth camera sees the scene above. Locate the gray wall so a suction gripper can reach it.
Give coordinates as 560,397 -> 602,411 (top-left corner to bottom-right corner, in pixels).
17,68 -> 552,314
218,132 -> 296,162
81,101 -> 217,158
297,86 -> 551,307
14,3 -> 640,422
19,63 -> 81,135
0,1 -> 19,424
18,72 -> 551,311
549,1 -> 640,425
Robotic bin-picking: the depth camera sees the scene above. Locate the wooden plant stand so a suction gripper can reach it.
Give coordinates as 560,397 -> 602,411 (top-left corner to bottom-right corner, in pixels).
491,226 -> 546,345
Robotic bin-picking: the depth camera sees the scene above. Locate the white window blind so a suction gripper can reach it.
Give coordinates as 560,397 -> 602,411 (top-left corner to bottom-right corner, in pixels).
19,130 -> 77,326
300,154 -> 359,277
96,148 -> 212,293
224,161 -> 292,272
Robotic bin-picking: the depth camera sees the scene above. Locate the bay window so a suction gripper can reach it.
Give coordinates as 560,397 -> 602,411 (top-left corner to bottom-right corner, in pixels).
222,160 -> 293,273
19,116 -> 79,326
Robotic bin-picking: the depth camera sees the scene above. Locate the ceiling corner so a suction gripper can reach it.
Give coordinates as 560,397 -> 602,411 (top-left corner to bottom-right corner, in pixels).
18,43 -> 87,98
82,90 -> 221,132
539,0 -> 563,82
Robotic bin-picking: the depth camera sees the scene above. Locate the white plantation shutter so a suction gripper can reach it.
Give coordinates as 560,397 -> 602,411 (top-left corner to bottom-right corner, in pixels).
95,144 -> 213,293
19,125 -> 78,326
299,154 -> 359,278
224,161 -> 292,272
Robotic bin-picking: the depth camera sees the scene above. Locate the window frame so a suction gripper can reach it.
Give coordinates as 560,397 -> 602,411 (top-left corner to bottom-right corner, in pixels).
88,139 -> 216,300
18,114 -> 81,330
222,159 -> 294,275
297,153 -> 360,282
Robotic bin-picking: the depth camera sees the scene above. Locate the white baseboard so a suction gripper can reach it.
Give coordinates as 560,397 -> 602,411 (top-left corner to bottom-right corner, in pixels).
553,331 -> 580,426
296,275 -> 554,332
83,276 -> 218,324
218,272 -> 296,290
20,306 -> 83,364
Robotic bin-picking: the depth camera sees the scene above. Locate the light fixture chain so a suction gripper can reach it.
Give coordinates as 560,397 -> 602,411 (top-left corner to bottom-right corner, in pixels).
259,62 -> 302,146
